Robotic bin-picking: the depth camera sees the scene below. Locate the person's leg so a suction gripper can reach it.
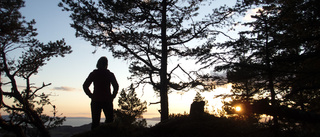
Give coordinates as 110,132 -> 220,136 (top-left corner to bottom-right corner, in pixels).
103,101 -> 114,123
91,101 -> 102,130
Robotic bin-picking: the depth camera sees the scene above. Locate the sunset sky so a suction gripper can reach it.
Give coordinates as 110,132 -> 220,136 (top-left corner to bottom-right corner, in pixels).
1,0 -> 250,119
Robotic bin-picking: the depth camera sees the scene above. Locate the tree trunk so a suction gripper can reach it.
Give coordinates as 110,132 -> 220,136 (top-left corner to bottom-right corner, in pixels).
265,23 -> 279,137
25,103 -> 51,137
160,0 -> 169,122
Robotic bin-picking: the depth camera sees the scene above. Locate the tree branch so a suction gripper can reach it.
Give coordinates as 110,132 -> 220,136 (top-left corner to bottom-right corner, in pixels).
29,83 -> 52,99
149,101 -> 160,106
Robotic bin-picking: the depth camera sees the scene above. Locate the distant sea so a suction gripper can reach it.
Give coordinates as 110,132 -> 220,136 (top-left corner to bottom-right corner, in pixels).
63,117 -> 160,127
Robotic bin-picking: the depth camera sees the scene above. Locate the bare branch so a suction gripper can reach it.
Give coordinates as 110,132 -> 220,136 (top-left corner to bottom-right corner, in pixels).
149,101 -> 160,106
29,83 -> 52,99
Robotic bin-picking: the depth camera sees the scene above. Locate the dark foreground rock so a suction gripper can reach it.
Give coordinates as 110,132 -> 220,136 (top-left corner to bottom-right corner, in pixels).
50,124 -> 91,137
0,124 -> 91,137
71,115 -> 320,137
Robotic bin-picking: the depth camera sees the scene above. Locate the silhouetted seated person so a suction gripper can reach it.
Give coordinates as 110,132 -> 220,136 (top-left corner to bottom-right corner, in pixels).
190,101 -> 205,118
83,57 -> 119,130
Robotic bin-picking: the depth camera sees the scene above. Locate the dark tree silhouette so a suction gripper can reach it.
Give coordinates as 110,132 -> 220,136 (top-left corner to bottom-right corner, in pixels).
59,0 -> 234,121
0,1 -> 72,136
192,0 -> 320,135
115,84 -> 147,126
193,92 -> 205,102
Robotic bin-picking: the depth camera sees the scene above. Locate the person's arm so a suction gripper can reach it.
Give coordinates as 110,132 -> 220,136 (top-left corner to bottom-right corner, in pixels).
83,73 -> 93,98
111,74 -> 119,99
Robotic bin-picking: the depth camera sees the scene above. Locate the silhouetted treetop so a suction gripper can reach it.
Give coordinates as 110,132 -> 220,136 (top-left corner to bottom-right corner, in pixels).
191,0 -> 320,135
1,0 -> 71,136
60,0 -> 237,121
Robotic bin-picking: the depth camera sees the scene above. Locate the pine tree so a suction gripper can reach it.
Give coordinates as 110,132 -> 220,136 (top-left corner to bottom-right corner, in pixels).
116,84 -> 147,126
0,1 -> 71,136
59,0 -> 235,121
193,0 -> 320,135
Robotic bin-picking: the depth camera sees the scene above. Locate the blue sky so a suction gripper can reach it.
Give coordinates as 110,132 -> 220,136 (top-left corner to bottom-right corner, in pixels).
1,0 -> 244,118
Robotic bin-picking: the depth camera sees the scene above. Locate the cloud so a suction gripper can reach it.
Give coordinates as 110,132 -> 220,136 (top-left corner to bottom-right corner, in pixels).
243,7 -> 263,21
52,86 -> 77,92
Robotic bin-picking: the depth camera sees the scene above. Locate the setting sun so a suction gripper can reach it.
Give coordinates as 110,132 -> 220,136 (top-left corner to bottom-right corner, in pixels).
235,106 -> 241,112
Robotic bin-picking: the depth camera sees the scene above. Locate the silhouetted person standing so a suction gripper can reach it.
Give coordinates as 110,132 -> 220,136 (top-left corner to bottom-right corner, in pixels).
83,56 -> 119,130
